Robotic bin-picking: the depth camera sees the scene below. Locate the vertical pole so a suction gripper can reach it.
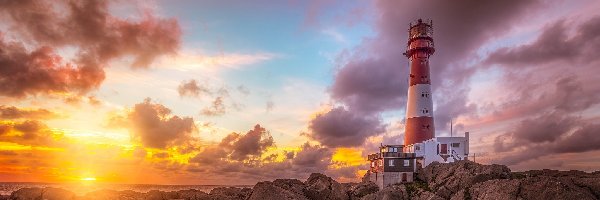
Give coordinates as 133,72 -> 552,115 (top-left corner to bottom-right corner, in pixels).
450,119 -> 453,137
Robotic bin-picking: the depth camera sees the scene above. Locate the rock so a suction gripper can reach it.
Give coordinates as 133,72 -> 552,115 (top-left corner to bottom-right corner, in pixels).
10,187 -> 76,200
210,187 -> 251,200
361,184 -> 409,200
518,176 -> 596,200
144,190 -> 182,200
412,189 -> 444,200
572,177 -> 600,197
80,189 -> 144,200
466,175 -> 599,200
303,173 -> 349,200
418,160 -> 511,198
361,172 -> 371,183
272,179 -> 307,197
176,189 -> 211,200
9,188 -> 43,200
248,181 -> 309,200
348,182 -> 379,200
467,179 -> 520,200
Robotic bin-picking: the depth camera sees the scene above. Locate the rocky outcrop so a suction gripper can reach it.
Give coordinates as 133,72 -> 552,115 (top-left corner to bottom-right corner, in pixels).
348,182 -> 379,200
210,187 -> 251,200
361,184 -> 408,200
6,162 -> 600,200
418,160 -> 511,198
10,187 -> 76,200
80,189 -> 144,199
303,173 -> 349,200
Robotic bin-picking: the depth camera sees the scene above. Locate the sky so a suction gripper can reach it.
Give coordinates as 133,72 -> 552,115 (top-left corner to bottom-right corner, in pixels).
1,0 -> 600,185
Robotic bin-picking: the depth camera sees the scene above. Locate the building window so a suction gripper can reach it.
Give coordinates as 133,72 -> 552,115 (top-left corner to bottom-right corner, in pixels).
422,108 -> 429,114
451,143 -> 460,148
389,159 -> 395,166
404,160 -> 410,166
388,147 -> 397,152
421,124 -> 430,130
421,92 -> 429,98
415,145 -> 421,151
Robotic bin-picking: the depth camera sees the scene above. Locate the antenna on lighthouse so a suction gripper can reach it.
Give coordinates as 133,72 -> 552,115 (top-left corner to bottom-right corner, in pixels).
450,119 -> 453,137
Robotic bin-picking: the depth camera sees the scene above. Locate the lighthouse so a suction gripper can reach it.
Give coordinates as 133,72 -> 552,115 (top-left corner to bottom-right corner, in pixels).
404,19 -> 435,146
366,19 -> 470,188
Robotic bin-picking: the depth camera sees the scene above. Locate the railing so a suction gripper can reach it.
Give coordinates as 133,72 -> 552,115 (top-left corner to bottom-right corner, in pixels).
367,152 -> 416,160
451,149 -> 462,161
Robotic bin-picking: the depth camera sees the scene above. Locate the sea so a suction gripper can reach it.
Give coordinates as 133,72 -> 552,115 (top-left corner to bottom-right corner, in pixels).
0,182 -> 252,196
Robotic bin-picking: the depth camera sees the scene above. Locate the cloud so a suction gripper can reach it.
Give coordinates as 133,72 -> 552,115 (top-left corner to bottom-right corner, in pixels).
189,139 -> 338,183
483,23 -> 600,166
493,111 -> 600,165
237,85 -> 250,96
178,79 -> 210,97
225,124 -> 275,161
307,107 -> 385,147
191,124 -> 274,163
114,98 -> 197,149
486,16 -> 600,66
291,142 -> 333,169
265,100 -> 274,112
554,124 -> 600,153
0,0 -> 181,98
167,52 -> 276,71
201,96 -> 226,116
0,105 -> 58,120
0,120 -> 63,147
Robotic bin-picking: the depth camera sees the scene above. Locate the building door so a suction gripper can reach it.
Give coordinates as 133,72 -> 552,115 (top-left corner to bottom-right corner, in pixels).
440,144 -> 447,154
402,173 -> 407,182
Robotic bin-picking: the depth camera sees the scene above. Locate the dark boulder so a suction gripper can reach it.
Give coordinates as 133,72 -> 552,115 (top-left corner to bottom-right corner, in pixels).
303,173 -> 348,200
361,184 -> 408,200
347,182 -> 379,200
209,187 -> 251,200
247,181 -> 309,200
10,187 -> 76,200
418,160 -> 511,198
175,189 -> 211,200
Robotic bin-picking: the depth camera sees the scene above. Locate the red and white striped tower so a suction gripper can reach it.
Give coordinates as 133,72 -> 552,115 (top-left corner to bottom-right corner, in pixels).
404,19 -> 435,146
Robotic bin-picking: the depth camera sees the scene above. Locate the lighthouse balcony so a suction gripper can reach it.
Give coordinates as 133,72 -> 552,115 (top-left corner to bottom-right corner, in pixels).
367,152 -> 416,161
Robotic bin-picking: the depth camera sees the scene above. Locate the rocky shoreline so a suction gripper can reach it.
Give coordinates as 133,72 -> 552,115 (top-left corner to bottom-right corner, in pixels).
2,161 -> 599,200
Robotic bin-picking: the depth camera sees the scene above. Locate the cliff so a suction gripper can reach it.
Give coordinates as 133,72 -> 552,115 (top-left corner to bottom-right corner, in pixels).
2,160 -> 599,200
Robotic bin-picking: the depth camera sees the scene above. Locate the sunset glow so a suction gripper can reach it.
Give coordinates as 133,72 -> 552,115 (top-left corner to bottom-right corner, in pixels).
1,0 -> 600,186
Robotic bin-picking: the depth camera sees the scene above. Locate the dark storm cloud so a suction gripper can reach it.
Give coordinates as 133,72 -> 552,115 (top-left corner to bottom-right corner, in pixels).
494,112 -> 600,165
490,73 -> 600,165
308,107 -> 385,147
178,79 -> 210,97
554,124 -> 600,153
120,98 -> 196,149
487,16 -> 600,66
0,0 -> 181,98
477,75 -> 600,125
0,105 -> 58,120
329,0 -> 539,136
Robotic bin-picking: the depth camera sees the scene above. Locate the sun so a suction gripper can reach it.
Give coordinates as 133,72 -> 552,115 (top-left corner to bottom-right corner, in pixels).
81,177 -> 97,181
